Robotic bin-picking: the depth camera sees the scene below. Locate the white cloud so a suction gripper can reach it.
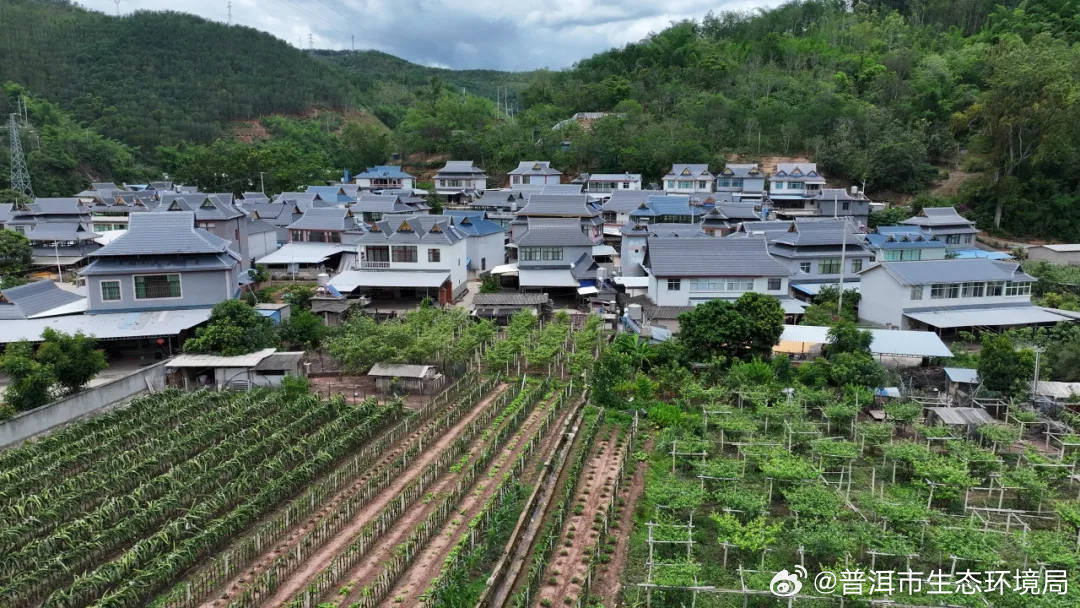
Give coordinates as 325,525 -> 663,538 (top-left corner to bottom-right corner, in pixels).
76,0 -> 781,70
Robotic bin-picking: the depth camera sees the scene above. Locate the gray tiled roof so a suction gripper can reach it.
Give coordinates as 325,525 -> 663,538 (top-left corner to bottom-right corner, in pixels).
472,293 -> 550,306
0,203 -> 12,224
601,190 -> 653,212
515,218 -> 595,247
706,203 -> 761,221
436,160 -> 486,177
774,163 -> 824,182
26,222 -> 100,241
540,184 -> 584,195
570,252 -> 598,279
901,207 -> 977,229
718,163 -> 765,178
0,280 -> 85,319
91,212 -> 237,258
620,222 -> 707,237
23,198 -> 86,216
507,161 -> 561,176
359,215 -> 464,244
646,236 -> 791,277
771,218 -> 866,247
247,218 -> 277,235
517,194 -> 598,218
240,202 -> 301,226
870,259 -> 1036,285
288,208 -> 357,231
81,254 -> 238,275
665,164 -> 713,178
241,192 -> 270,202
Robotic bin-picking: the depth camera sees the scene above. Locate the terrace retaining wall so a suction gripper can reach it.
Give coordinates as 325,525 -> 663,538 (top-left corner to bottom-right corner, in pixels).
0,360 -> 168,447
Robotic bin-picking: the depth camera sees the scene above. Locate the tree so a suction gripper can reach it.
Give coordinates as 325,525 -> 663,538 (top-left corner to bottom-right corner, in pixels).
184,300 -> 279,356
678,293 -> 783,363
978,333 -> 1035,396
479,274 -> 500,293
826,320 -> 873,356
1,341 -> 54,412
279,309 -> 326,350
35,329 -> 108,395
868,205 -> 911,229
0,230 -> 34,276
281,285 -> 315,309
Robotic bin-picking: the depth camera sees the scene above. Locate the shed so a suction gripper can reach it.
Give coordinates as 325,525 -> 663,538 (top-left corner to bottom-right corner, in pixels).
1027,244 -> 1080,265
165,348 -> 305,389
944,367 -> 980,403
472,293 -> 551,324
255,302 -> 292,324
311,296 -> 355,326
367,363 -> 443,394
925,406 -> 994,434
1034,381 -> 1080,403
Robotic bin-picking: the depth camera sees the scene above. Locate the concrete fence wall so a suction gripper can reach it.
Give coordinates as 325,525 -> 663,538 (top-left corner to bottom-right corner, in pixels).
0,360 -> 169,448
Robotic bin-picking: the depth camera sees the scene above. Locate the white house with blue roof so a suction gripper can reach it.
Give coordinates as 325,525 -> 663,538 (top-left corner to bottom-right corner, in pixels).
353,166 -> 415,191
628,195 -> 705,225
864,226 -> 948,263
443,210 -> 507,273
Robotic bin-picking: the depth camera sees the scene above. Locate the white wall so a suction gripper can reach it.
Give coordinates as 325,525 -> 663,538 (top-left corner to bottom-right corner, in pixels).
362,239 -> 468,289
248,231 -> 277,265
466,232 -> 506,272
663,180 -> 713,193
648,275 -> 789,307
620,235 -> 648,277
857,268 -> 1036,328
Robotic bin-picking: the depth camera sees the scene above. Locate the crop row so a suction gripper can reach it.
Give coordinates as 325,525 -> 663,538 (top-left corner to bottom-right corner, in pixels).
0,390 -> 233,490
224,378 -> 538,608
157,371 -> 493,608
0,391 -> 351,590
298,382 -> 573,608
421,384 -> 582,607
512,405 -> 606,608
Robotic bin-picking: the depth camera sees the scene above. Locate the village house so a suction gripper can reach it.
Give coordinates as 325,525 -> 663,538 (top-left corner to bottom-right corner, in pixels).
352,193 -> 429,224
5,198 -> 102,271
255,208 -> 362,278
442,210 -> 507,273
510,194 -> 603,244
900,207 -> 979,249
619,223 -> 707,278
468,190 -> 525,229
507,161 -> 562,187
514,218 -> 600,292
754,218 -> 873,299
700,203 -> 762,236
817,188 -> 871,226
1027,244 -> 1080,266
305,184 -> 361,205
352,166 -> 416,191
663,164 -> 715,194
642,236 -> 798,311
716,164 -> 767,201
863,226 -> 948,263
766,162 -> 827,217
857,259 -> 1073,331
153,193 -> 252,268
575,173 -> 642,194
329,215 -> 469,305
434,161 -> 488,203
599,190 -> 652,229
237,201 -> 302,246
627,195 -> 705,225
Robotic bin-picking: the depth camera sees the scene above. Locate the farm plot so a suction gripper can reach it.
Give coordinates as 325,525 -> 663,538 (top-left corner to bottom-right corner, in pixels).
0,388 -> 402,608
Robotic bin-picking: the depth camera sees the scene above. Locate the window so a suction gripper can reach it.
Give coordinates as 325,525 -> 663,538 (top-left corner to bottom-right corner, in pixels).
291,230 -> 304,242
768,278 -> 782,290
621,182 -> 630,189
851,258 -> 863,273
964,234 -> 973,244
235,228 -> 240,241
986,281 -> 1004,296
789,182 -> 805,190
520,247 -> 563,261
328,232 -> 341,243
134,274 -> 181,300
511,176 -> 521,185
910,285 -> 923,300
1005,281 -> 1032,297
946,234 -> 961,245
481,258 -> 486,270
392,246 -> 418,263
690,278 -> 754,291
520,247 -> 541,261
678,181 -> 693,189
541,247 -> 563,261
725,278 -> 755,291
602,212 -> 617,223
961,282 -> 984,298
717,178 -> 731,188
309,231 -> 326,243
666,180 -> 675,189
799,262 -> 812,273
818,258 -> 842,274
443,179 -> 462,188
884,249 -> 923,262
428,248 -> 441,263
100,280 -> 121,302
842,201 -> 850,211
667,278 -> 681,291
774,182 -> 784,190
367,246 -> 390,262
697,181 -> 707,189
930,283 -> 947,299
731,179 -> 743,188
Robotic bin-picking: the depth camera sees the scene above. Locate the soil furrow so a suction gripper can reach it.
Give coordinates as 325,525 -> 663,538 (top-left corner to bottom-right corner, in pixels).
592,435 -> 650,606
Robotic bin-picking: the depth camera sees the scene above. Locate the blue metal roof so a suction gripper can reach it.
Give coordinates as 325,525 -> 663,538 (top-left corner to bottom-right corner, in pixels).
629,195 -> 704,218
354,165 -> 414,179
951,249 -> 1014,260
864,232 -> 947,250
443,210 -> 506,237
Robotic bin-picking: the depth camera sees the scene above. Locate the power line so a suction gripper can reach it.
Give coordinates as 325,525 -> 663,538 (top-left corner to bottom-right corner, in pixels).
271,0 -> 351,41
310,0 -> 365,33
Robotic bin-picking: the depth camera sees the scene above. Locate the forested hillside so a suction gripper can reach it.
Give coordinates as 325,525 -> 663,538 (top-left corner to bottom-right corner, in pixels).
1,0 -> 1079,240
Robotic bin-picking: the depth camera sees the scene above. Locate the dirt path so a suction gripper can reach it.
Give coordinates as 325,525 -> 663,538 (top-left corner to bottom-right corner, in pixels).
374,398 -> 578,607
593,435 -> 651,607
212,383 -> 509,608
536,426 -> 625,607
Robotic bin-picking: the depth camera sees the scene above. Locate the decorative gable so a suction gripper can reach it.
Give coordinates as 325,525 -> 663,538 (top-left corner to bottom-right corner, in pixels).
680,168 -> 692,176
791,167 -> 803,176
369,223 -> 382,232
200,199 -> 216,208
459,216 -> 473,226
532,163 -> 542,170
429,223 -> 443,233
397,219 -> 413,233
168,201 -> 183,211
722,168 -> 733,175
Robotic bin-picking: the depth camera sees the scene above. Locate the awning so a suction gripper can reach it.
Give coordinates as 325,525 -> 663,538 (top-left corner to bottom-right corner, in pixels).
780,299 -> 807,315
592,245 -> 617,257
32,255 -> 86,266
519,268 -> 579,288
329,271 -> 450,292
614,276 -> 649,289
256,243 -> 350,265
0,308 -> 213,344
27,298 -> 88,318
791,282 -> 860,296
603,226 -> 622,237
944,367 -> 979,384
167,348 -> 278,369
577,286 -> 599,296
490,263 -> 519,276
928,407 -> 993,426
905,306 -> 1071,329
776,325 -> 952,358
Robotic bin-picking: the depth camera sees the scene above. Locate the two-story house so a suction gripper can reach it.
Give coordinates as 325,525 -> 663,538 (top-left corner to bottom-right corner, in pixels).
507,161 -> 562,187
237,201 -> 303,246
627,195 -> 705,225
900,207 -> 979,250
434,161 -> 488,203
353,166 -> 416,191
353,194 -> 429,224
510,194 -> 603,244
306,184 -> 361,205
329,216 -> 469,305
154,193 -> 252,268
443,210 -> 507,273
6,198 -> 102,271
643,236 -> 797,309
515,218 -> 600,291
864,226 -> 948,263
620,223 -> 707,277
576,173 -> 642,194
469,191 -> 525,229
701,203 -> 762,236
256,208 -> 364,278
817,188 -> 871,226
663,164 -> 715,193
857,259 -> 1071,331
716,164 -> 767,201
80,211 -> 241,313
767,163 -> 827,216
755,218 -> 873,299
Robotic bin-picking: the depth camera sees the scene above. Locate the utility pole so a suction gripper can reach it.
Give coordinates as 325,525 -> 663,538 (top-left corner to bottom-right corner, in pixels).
8,113 -> 34,203
227,2 -> 232,24
351,34 -> 355,51
259,172 -> 266,194
308,33 -> 314,50
114,0 -> 120,17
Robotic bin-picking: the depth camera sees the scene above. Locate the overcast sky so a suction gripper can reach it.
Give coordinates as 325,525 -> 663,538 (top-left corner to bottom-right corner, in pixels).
77,0 -> 779,71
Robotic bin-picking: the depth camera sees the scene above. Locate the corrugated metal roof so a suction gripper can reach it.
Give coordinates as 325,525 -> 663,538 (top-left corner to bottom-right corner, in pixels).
791,282 -> 860,296
518,268 -> 579,287
0,307 -> 214,343
928,407 -> 993,426
944,368 -> 979,384
872,259 -> 1035,286
368,363 -> 434,378
904,306 -> 1070,329
0,280 -> 87,319
646,236 -> 790,277
1035,381 -> 1080,400
518,194 -> 598,218
167,348 -> 278,369
255,352 -> 305,371
778,325 -> 953,357
256,243 -> 350,265
91,212 -> 237,258
473,293 -> 550,306
288,208 -> 356,231
81,254 -> 238,275
516,221 -> 596,247
329,270 -> 450,291
507,161 -> 561,176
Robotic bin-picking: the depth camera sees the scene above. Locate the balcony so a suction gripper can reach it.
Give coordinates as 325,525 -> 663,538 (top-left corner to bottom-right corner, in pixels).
361,261 -> 391,269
